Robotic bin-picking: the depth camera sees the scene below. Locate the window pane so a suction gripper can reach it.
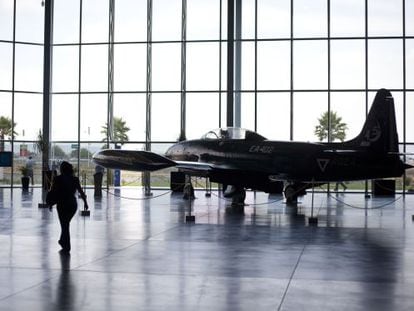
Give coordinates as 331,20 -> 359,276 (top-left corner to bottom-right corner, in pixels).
186,43 -> 219,91
15,0 -> 44,43
0,1 -> 14,40
0,93 -> 12,119
51,95 -> 79,141
150,144 -> 173,188
187,0 -> 220,40
331,40 -> 365,89
53,0 -> 80,44
407,92 -> 414,142
52,46 -> 79,93
330,92 -> 365,141
293,40 -> 327,90
294,0 -> 327,38
0,43 -> 13,90
257,92 -> 290,141
114,44 -> 147,92
221,92 -> 227,127
151,93 -> 180,141
115,0 -> 147,42
368,0 -> 402,36
152,43 -> 180,91
368,39 -> 403,90
221,0 -> 228,40
293,92 -> 327,141
113,94 -> 146,142
407,0 -> 414,36
221,43 -> 227,91
0,92 -> 12,153
81,45 -> 108,92
331,0 -> 365,37
186,93 -> 220,139
14,44 -> 43,92
13,142 -> 41,186
14,94 -> 42,141
257,41 -> 290,90
50,142 -> 71,164
82,0 -> 109,43
152,0 -> 181,41
407,40 -> 414,90
391,92 -> 404,143
80,94 -> 108,141
240,93 -> 255,130
241,42 -> 255,91
242,0 -> 255,39
257,0 -> 290,39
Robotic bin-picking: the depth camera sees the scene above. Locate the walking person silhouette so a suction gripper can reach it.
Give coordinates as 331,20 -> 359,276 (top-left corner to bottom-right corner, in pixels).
49,161 -> 88,252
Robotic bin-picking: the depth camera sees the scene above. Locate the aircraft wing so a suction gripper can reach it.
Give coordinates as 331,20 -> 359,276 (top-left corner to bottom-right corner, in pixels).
92,149 -> 177,171
92,149 -> 239,176
322,149 -> 359,153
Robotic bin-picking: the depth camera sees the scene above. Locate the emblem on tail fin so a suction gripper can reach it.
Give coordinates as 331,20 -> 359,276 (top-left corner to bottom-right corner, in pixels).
360,120 -> 381,147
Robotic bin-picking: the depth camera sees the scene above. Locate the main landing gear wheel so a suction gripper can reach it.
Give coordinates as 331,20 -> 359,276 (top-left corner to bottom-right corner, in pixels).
284,185 -> 298,203
231,188 -> 246,206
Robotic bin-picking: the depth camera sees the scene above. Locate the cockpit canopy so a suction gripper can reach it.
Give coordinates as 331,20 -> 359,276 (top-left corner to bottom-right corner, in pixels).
202,127 -> 266,141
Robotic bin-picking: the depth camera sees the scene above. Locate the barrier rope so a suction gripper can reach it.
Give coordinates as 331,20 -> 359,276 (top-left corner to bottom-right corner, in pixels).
319,186 -> 403,210
102,188 -> 174,201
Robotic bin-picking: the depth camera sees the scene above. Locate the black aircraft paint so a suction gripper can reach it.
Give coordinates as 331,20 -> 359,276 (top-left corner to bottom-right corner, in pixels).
93,89 -> 412,201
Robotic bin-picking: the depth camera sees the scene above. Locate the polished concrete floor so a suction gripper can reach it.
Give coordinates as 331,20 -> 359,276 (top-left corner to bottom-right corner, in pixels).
1,187 -> 414,310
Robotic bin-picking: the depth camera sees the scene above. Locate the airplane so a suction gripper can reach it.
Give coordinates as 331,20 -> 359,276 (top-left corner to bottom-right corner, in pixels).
93,88 -> 412,204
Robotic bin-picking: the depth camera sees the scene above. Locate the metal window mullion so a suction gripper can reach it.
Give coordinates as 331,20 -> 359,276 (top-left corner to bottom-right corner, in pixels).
78,0 -> 83,176
327,0 -> 331,143
364,0 -> 369,194
254,0 -> 257,132
10,0 -> 16,188
402,0 -> 407,193
290,0 -> 294,141
219,0 -> 222,128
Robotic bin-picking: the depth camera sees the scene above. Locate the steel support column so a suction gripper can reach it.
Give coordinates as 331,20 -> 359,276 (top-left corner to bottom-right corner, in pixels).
227,0 -> 234,127
108,0 -> 115,143
234,0 -> 242,128
42,0 -> 54,188
143,0 -> 153,196
179,0 -> 187,141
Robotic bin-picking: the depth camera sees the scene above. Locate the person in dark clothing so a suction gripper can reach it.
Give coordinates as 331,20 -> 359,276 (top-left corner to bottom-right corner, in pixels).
50,161 -> 88,252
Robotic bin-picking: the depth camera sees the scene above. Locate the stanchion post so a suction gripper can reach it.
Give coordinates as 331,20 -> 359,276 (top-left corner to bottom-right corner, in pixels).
308,180 -> 318,225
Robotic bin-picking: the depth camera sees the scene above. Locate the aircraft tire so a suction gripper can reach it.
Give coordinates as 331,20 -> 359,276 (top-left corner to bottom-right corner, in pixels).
232,188 -> 246,205
284,185 -> 298,203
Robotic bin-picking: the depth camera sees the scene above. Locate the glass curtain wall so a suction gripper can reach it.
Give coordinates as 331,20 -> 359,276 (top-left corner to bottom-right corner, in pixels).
1,0 -> 413,193
0,1 -> 44,187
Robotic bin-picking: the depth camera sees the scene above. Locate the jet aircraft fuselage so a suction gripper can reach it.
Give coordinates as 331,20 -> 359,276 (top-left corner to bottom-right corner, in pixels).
164,129 -> 405,193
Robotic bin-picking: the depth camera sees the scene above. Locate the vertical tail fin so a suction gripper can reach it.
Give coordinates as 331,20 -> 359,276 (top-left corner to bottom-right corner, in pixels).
344,89 -> 399,153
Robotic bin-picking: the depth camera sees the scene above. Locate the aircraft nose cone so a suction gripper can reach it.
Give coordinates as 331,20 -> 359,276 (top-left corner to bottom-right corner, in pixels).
405,163 -> 414,170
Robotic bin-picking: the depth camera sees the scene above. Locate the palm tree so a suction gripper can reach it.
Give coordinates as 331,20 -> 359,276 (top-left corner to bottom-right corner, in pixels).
314,111 -> 348,142
0,116 -> 17,151
101,117 -> 130,148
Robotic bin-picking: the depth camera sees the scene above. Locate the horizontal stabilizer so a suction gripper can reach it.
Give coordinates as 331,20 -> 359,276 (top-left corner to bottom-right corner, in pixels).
92,149 -> 176,171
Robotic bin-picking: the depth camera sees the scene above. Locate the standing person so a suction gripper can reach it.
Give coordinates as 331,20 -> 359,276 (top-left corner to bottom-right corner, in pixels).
50,161 -> 88,252
93,164 -> 104,197
26,156 -> 34,186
